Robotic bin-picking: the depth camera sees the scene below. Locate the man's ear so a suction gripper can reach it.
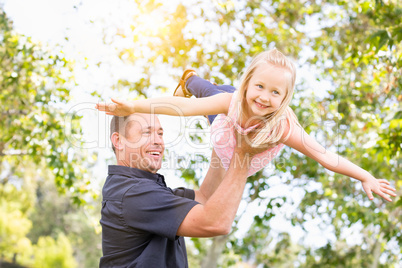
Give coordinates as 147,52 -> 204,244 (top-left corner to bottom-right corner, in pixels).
111,132 -> 124,151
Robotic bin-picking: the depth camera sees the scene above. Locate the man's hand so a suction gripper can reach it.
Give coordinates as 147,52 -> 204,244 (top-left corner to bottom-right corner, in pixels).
95,98 -> 135,116
234,129 -> 269,157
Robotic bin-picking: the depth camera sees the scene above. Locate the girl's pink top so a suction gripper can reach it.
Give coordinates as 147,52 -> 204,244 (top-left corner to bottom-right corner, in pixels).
210,91 -> 285,176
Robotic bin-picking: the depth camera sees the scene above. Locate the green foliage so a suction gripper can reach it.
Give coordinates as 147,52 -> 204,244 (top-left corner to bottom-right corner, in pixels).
33,234 -> 77,268
0,9 -> 91,203
28,179 -> 102,268
0,184 -> 33,263
0,8 -> 101,267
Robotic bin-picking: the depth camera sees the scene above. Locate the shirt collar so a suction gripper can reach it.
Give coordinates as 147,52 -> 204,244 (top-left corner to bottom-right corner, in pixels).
108,165 -> 165,185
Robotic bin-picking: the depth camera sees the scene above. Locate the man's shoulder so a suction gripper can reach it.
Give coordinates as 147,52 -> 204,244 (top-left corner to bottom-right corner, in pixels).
102,173 -> 157,200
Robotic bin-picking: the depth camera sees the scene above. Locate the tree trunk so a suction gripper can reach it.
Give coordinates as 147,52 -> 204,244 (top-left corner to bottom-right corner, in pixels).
201,235 -> 229,268
370,233 -> 383,268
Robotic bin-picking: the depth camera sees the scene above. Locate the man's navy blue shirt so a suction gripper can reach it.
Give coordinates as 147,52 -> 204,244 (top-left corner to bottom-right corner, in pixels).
100,165 -> 198,268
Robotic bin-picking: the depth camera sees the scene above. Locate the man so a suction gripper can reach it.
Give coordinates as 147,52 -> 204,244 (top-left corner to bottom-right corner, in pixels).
100,113 -> 264,267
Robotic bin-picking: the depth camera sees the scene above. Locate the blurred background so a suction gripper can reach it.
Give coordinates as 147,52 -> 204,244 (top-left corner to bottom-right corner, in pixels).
0,0 -> 401,267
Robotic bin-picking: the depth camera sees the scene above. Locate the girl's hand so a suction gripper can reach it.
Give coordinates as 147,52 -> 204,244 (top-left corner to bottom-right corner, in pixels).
95,98 -> 135,116
362,177 -> 397,202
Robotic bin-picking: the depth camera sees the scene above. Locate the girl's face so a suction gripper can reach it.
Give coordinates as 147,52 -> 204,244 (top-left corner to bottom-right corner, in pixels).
245,62 -> 290,119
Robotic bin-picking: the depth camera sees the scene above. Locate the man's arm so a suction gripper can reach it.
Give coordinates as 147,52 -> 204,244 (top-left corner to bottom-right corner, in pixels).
194,149 -> 226,205
176,146 -> 250,237
177,133 -> 267,238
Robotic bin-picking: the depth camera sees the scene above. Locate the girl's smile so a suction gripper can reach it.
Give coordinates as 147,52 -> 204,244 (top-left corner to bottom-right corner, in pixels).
254,100 -> 269,109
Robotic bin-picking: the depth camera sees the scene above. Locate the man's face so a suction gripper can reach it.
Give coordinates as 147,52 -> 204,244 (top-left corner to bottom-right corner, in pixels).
120,114 -> 165,173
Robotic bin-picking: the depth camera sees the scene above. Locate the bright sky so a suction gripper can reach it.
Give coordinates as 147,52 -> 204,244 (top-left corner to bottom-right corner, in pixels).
2,0 -> 351,249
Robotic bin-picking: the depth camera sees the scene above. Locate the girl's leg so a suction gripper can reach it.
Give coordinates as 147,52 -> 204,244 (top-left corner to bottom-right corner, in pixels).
186,76 -> 236,123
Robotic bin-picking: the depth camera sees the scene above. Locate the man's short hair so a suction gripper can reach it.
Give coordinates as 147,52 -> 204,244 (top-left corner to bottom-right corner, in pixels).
110,115 -> 130,153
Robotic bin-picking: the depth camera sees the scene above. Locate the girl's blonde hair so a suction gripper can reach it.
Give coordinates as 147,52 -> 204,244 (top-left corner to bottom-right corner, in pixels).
236,48 -> 298,147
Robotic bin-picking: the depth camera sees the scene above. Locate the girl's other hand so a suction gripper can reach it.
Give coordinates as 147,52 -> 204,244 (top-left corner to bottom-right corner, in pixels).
95,98 -> 135,116
362,177 -> 397,202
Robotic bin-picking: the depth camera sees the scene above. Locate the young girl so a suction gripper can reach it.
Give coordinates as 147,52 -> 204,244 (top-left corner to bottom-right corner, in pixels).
96,49 -> 396,202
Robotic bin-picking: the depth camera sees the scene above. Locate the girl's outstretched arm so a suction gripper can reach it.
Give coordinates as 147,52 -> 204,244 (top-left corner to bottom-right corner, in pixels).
95,93 -> 232,117
283,122 -> 397,202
